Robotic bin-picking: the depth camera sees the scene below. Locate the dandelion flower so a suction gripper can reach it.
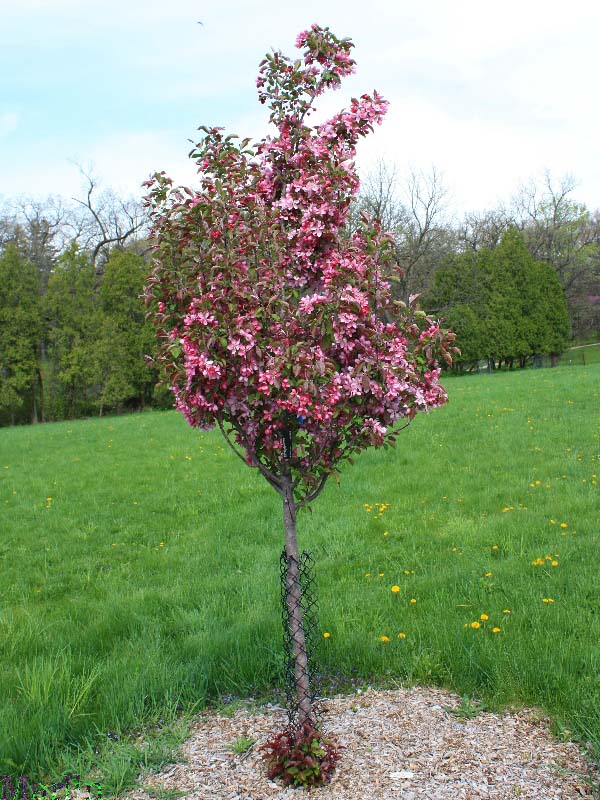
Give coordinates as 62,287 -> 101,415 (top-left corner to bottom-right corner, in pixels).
410,598 -> 417,605
560,522 -> 568,529
398,632 -> 406,639
380,635 -> 390,643
503,609 -> 511,614
480,613 -> 489,621
485,572 -> 493,577
492,545 -> 499,551
323,632 -> 331,639
379,573 -> 385,577
551,560 -> 558,567
542,598 -> 555,604
491,627 -> 501,634
470,621 -> 481,629
391,585 -> 400,593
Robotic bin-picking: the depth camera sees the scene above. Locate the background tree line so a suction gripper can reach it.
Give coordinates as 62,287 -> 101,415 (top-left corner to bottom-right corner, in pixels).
0,173 -> 163,426
355,166 -> 598,370
1,168 -> 598,425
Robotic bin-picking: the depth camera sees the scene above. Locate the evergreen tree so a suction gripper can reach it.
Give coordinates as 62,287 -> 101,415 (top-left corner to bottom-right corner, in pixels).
426,229 -> 569,368
45,243 -> 100,418
95,250 -> 156,413
0,245 -> 43,423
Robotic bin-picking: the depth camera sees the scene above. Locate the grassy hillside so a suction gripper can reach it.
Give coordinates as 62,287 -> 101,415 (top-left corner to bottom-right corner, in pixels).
1,363 -> 599,791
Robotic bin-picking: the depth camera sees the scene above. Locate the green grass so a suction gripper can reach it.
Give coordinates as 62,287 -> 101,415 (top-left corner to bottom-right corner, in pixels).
1,363 -> 599,791
564,343 -> 600,366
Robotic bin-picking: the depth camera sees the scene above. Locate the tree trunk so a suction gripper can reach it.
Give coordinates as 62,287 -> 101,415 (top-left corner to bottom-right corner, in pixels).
37,367 -> 45,423
281,471 -> 314,728
31,379 -> 38,424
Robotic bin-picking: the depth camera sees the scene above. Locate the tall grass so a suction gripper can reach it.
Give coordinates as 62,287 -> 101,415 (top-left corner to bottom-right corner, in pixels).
0,363 -> 599,789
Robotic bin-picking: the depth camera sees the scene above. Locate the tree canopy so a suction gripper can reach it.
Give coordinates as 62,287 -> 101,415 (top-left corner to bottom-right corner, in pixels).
144,24 -> 456,506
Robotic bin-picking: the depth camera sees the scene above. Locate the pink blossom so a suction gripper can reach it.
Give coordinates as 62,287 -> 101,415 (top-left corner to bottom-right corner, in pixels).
144,24 -> 454,505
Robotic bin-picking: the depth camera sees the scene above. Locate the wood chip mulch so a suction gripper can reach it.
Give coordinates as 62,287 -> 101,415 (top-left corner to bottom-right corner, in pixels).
123,687 -> 599,800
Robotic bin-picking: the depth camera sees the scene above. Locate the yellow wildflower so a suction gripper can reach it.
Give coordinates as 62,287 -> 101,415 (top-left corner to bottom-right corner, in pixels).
391,585 -> 400,593
379,635 -> 390,643
470,621 -> 481,629
398,632 -> 406,639
323,632 -> 331,639
480,613 -> 489,621
491,627 -> 501,634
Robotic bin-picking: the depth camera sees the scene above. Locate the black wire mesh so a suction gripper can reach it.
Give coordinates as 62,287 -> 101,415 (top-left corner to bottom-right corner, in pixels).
279,549 -> 322,730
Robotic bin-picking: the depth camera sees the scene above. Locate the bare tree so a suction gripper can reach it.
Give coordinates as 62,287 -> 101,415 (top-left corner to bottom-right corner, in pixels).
355,162 -> 454,302
0,202 -> 18,251
457,207 -> 513,252
510,171 -> 599,336
2,167 -> 151,275
67,167 -> 150,267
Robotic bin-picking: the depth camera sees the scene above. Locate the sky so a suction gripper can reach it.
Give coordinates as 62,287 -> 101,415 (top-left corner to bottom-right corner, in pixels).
1,0 -> 599,218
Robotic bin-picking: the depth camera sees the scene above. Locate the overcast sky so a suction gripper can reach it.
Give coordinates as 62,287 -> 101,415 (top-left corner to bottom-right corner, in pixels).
1,0 -> 599,217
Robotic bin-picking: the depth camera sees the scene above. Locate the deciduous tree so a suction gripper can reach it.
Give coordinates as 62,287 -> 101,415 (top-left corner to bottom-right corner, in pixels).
145,24 -> 456,735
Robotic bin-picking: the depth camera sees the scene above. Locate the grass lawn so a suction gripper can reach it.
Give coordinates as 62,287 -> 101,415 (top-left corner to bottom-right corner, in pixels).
1,363 -> 599,793
564,342 -> 600,366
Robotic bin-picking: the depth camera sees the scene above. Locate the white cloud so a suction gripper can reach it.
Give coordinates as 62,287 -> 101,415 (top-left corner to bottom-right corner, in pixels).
1,0 -> 599,212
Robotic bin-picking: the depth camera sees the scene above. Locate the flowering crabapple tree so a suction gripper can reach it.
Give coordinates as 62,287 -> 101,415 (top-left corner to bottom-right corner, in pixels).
144,25 -> 456,734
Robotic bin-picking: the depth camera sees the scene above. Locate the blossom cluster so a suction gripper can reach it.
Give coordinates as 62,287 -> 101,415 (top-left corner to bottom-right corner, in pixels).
144,25 -> 456,504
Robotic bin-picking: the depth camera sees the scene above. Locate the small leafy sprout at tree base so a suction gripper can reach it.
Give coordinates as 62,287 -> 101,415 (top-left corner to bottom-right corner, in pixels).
144,22 -> 456,759
228,735 -> 256,754
261,721 -> 343,787
444,695 -> 488,721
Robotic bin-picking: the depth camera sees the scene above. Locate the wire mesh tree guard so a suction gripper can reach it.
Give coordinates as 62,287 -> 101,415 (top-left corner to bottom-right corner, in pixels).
279,549 -> 322,731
